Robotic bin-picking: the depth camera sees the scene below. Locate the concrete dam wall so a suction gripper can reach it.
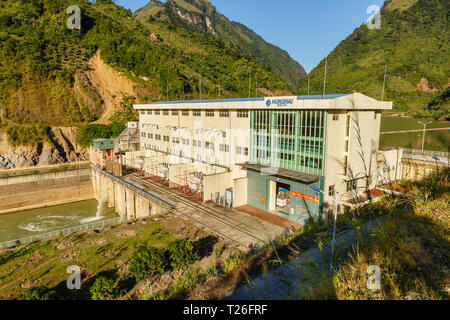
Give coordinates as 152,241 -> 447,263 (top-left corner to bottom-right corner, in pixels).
0,162 -> 93,215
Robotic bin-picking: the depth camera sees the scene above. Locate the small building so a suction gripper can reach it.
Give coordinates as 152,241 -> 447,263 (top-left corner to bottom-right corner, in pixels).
91,138 -> 115,169
113,122 -> 140,167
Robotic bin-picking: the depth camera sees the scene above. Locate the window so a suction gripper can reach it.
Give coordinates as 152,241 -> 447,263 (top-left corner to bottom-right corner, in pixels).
149,133 -> 153,139
219,144 -> 230,152
193,110 -> 201,117
172,110 -> 178,115
328,185 -> 335,196
236,146 -> 242,155
345,140 -> 349,152
182,110 -> 189,116
193,140 -> 201,148
172,137 -> 180,143
147,110 -> 152,115
205,110 -> 215,117
155,110 -> 160,115
163,135 -> 169,142
237,110 -> 249,118
332,113 -> 339,121
155,134 -> 161,140
205,142 -> 214,150
244,147 -> 249,156
182,138 -> 190,146
220,110 -> 229,117
140,111 -> 145,115
163,109 -> 169,115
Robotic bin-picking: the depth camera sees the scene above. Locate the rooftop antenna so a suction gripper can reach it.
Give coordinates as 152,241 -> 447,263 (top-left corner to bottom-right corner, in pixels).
322,57 -> 328,98
381,65 -> 387,101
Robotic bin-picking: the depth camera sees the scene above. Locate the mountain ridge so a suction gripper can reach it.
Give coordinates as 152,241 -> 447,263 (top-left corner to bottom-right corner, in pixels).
300,0 -> 449,119
134,0 -> 307,88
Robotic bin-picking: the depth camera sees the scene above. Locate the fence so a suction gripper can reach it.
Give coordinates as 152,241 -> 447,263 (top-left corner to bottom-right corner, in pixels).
402,148 -> 449,159
0,216 -> 123,251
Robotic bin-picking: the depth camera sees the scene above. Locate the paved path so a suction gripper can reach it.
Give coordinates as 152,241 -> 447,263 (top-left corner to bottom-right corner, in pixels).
223,217 -> 387,299
126,174 -> 284,250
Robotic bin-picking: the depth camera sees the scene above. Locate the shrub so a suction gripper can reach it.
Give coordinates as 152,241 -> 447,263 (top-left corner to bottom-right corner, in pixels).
129,245 -> 167,281
168,239 -> 196,269
90,276 -> 116,300
17,286 -> 57,300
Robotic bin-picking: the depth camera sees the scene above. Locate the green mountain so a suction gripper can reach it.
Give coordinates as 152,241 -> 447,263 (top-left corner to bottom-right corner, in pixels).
300,0 -> 449,119
134,0 -> 307,88
0,0 -> 290,126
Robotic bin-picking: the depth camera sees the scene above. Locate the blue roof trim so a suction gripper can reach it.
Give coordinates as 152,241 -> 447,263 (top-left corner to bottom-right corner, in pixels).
297,94 -> 351,100
150,97 -> 266,105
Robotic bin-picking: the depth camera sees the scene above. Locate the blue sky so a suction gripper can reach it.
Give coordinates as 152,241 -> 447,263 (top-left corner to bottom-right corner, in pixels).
114,0 -> 385,73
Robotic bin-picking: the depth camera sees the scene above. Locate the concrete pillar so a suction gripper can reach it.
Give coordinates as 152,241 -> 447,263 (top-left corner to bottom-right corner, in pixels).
126,190 -> 136,220
108,181 -> 115,208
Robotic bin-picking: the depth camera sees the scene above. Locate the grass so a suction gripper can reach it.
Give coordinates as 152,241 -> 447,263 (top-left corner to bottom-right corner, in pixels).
0,218 -> 175,299
298,167 -> 450,300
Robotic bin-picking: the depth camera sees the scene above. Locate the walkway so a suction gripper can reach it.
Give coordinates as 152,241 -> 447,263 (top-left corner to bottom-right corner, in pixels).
125,174 -> 284,250
235,205 -> 301,230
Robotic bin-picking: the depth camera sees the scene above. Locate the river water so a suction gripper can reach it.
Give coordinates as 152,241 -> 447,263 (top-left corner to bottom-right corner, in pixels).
0,200 -> 116,243
380,117 -> 449,152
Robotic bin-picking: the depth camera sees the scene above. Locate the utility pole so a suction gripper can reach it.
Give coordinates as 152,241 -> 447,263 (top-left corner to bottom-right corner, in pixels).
308,74 -> 310,95
418,121 -> 432,153
322,57 -> 328,97
249,69 -> 251,99
382,65 -> 387,101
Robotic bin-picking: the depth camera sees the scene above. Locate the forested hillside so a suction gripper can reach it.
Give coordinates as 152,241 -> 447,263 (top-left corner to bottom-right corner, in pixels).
0,0 -> 290,126
135,0 -> 307,88
300,0 -> 449,119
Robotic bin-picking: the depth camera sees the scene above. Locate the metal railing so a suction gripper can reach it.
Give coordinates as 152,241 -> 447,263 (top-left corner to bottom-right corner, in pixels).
402,148 -> 449,158
0,217 -> 123,251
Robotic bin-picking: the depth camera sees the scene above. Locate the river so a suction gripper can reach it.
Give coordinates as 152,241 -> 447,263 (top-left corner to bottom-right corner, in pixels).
380,117 -> 449,152
0,200 -> 116,243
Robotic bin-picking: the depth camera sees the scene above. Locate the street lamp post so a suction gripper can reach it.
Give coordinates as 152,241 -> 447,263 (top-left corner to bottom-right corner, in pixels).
311,185 -> 340,272
418,121 -> 432,153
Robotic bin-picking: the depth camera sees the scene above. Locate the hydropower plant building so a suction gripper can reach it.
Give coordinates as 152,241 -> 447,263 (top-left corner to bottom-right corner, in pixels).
132,93 -> 392,225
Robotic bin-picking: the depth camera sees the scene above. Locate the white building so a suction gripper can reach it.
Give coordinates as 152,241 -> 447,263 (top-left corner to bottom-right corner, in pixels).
132,93 -> 392,224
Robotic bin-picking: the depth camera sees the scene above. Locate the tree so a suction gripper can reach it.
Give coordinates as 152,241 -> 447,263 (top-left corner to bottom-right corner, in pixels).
90,276 -> 116,300
17,285 -> 57,300
168,239 -> 196,269
129,245 -> 167,282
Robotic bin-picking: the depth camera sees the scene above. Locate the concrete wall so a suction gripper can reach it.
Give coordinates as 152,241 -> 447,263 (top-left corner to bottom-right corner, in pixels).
402,159 -> 446,181
91,169 -> 163,220
0,165 -> 93,214
377,148 -> 403,185
204,171 -> 233,202
233,177 -> 248,207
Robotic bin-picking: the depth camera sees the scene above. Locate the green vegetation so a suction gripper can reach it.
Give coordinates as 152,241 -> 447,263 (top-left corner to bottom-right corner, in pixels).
134,0 -> 306,88
301,0 -> 449,118
17,285 -> 57,300
2,124 -> 50,147
416,87 -> 450,120
168,239 -> 196,269
129,245 -> 168,281
90,276 -> 116,300
0,0 -> 289,126
298,167 -> 450,300
76,123 -> 125,147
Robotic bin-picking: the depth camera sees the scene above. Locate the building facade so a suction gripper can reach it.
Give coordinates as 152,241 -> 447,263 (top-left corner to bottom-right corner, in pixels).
133,93 -> 392,224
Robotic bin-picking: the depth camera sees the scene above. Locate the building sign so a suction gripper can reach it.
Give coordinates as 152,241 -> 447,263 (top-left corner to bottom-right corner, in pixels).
266,98 -> 294,107
290,191 -> 319,203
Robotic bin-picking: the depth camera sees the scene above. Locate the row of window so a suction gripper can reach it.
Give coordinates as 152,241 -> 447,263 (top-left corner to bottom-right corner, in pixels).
140,110 -> 249,118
